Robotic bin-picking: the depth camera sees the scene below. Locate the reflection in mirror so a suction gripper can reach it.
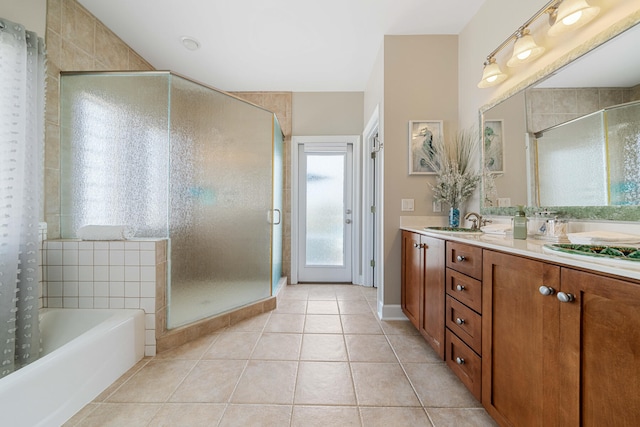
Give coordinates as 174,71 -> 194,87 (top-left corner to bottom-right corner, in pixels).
481,22 -> 640,216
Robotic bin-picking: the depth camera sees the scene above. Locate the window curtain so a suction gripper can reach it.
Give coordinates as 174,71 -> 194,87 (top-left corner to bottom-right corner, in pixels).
0,18 -> 45,378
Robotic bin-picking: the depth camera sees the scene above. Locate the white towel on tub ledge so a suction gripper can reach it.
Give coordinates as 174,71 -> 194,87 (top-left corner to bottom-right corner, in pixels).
77,225 -> 135,240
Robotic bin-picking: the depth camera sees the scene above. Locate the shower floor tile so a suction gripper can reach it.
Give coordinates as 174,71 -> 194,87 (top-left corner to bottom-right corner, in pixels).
66,284 -> 497,427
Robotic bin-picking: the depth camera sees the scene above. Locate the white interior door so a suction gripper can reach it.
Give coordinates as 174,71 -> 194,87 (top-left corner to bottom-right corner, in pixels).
297,142 -> 353,282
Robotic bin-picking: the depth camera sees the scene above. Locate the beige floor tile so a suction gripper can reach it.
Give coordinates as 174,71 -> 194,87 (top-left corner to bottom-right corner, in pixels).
147,403 -> 226,426
387,333 -> 442,363
351,362 -> 421,406
304,314 -> 343,333
341,314 -> 383,334
279,286 -> 309,300
300,333 -> 348,361
291,405 -> 361,427
169,359 -> 246,403
307,299 -> 339,314
273,299 -> 307,314
338,299 -> 375,315
264,313 -> 305,333
231,360 -> 298,404
153,333 -> 218,360
345,334 -> 398,362
107,360 -> 196,403
218,404 -> 292,427
427,408 -> 499,427
93,358 -> 150,401
226,312 -> 270,332
251,333 -> 302,360
360,407 -> 433,427
404,363 -> 482,408
335,286 -> 368,300
379,320 -> 420,335
202,331 -> 261,359
74,403 -> 161,426
307,287 -> 337,300
63,403 -> 99,426
295,361 -> 356,405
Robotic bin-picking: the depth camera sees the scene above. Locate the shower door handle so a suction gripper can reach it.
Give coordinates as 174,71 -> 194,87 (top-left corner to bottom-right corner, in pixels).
272,209 -> 281,225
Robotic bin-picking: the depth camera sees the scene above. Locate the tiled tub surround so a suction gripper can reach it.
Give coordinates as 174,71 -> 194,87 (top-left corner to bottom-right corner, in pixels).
42,239 -> 167,356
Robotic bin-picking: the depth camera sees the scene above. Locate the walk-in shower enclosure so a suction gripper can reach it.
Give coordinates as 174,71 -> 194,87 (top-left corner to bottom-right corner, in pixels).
60,72 -> 283,328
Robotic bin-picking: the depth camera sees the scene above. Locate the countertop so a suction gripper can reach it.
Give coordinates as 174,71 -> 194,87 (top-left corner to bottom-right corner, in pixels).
401,221 -> 640,282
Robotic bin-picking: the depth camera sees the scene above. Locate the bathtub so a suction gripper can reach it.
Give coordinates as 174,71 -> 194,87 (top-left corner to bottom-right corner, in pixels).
0,308 -> 145,427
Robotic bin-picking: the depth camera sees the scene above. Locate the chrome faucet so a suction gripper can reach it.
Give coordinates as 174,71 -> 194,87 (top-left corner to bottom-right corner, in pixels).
464,212 -> 482,230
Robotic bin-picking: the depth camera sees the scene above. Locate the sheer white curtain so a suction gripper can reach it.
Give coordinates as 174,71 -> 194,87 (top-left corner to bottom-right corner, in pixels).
0,18 -> 45,378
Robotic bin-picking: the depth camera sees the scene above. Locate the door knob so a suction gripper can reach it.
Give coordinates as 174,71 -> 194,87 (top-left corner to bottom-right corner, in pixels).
539,285 -> 555,296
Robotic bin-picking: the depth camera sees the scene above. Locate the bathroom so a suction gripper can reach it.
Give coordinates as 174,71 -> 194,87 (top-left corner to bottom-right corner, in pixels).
2,0 -> 640,425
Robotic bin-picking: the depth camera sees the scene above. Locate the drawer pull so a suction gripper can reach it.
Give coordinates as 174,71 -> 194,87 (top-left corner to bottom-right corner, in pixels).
456,284 -> 466,292
455,357 -> 465,365
539,285 -> 555,296
455,317 -> 465,325
456,255 -> 466,262
557,292 -> 575,303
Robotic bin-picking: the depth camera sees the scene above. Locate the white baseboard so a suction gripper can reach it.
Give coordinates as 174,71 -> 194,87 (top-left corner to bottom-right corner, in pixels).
377,302 -> 408,321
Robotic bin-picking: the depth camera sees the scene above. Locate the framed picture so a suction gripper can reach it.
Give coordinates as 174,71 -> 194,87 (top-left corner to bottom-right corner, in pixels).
484,119 -> 504,173
408,120 -> 443,175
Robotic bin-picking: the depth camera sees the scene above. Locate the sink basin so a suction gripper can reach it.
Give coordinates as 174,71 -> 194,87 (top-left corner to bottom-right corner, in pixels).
424,226 -> 483,235
543,243 -> 640,269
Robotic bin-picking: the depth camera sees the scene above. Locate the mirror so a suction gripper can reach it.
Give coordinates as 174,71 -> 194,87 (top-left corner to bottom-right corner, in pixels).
481,22 -> 640,219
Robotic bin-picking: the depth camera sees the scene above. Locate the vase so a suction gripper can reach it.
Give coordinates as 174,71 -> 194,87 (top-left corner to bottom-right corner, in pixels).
449,207 -> 460,227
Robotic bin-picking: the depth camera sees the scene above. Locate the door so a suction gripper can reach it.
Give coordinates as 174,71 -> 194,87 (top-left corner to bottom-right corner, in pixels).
297,141 -> 354,282
401,231 -> 422,328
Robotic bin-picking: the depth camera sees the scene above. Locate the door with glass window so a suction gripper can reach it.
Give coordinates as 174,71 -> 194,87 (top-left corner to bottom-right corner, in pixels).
297,142 -> 353,282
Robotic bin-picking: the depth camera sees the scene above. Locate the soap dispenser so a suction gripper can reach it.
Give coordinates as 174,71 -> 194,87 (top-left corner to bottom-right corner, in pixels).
513,206 -> 527,240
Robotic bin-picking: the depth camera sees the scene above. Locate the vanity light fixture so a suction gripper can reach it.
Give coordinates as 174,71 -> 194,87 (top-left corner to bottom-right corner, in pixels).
548,0 -> 600,37
478,57 -> 508,88
478,0 -> 601,88
507,28 -> 545,67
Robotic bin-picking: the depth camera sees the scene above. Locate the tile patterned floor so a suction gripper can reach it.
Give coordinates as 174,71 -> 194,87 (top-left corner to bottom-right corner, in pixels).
65,284 -> 497,427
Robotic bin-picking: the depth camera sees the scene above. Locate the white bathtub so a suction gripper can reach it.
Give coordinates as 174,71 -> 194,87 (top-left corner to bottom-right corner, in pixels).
0,308 -> 145,427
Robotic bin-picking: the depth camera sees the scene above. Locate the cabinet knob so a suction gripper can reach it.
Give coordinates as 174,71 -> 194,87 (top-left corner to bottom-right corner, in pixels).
539,285 -> 555,296
455,317 -> 465,325
456,284 -> 465,292
413,243 -> 420,248
455,357 -> 465,365
557,292 -> 575,303
456,255 -> 466,262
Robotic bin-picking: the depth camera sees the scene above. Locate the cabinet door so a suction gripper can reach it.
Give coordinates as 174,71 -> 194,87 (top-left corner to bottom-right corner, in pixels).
482,250 -> 560,427
421,236 -> 445,359
401,231 -> 422,328
559,268 -> 640,426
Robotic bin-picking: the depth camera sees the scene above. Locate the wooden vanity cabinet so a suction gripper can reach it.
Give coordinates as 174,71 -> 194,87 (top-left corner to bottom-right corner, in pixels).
401,231 -> 445,359
482,249 -> 640,426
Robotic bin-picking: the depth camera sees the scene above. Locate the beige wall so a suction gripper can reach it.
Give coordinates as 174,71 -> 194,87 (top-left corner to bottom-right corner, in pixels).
44,0 -> 154,238
381,35 -> 459,307
1,0 -> 47,35
292,92 -> 364,135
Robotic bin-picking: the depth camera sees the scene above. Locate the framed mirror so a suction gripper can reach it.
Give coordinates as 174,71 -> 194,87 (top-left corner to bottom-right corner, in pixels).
480,20 -> 640,221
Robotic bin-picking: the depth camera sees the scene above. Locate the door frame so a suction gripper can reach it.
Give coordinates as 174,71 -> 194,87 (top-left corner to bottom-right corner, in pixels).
291,135 -> 361,284
362,106 -> 382,290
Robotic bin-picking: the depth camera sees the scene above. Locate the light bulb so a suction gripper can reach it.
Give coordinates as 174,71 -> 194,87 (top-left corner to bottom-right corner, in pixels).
562,10 -> 583,26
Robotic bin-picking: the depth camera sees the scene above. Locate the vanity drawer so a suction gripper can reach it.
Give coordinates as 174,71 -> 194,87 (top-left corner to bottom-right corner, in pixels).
446,268 -> 482,313
446,296 -> 481,354
445,329 -> 481,400
446,241 -> 483,279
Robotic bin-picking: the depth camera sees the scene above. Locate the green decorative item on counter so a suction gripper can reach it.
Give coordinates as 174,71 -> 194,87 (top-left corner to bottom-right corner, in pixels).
513,205 -> 527,239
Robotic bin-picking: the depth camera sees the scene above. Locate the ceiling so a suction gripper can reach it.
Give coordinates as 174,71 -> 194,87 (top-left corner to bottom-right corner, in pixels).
78,0 -> 485,92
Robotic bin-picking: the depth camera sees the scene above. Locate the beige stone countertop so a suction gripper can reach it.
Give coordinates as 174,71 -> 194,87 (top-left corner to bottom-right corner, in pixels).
400,216 -> 640,282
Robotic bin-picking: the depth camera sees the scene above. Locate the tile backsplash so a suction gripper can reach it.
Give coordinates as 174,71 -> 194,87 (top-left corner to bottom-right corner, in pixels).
42,238 -> 167,356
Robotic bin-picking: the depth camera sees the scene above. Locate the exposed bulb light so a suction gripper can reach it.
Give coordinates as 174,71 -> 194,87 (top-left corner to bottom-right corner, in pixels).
548,0 -> 600,37
477,58 -> 508,88
181,36 -> 200,51
507,29 -> 545,67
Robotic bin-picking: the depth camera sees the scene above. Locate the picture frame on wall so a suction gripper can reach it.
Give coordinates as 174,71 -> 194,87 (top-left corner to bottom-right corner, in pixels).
408,120 -> 443,175
484,119 -> 504,174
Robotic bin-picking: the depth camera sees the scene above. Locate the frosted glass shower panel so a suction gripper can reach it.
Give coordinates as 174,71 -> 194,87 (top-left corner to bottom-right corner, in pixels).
607,102 -> 640,205
536,112 -> 606,206
305,154 -> 345,266
272,118 -> 284,293
168,75 -> 273,327
60,73 -> 170,238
